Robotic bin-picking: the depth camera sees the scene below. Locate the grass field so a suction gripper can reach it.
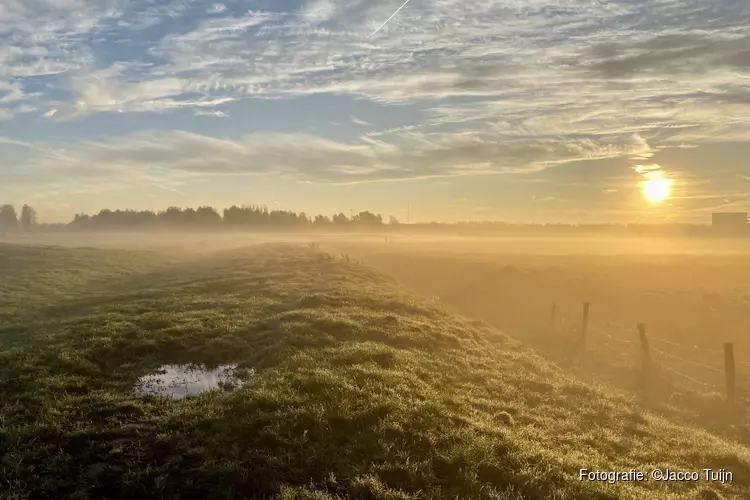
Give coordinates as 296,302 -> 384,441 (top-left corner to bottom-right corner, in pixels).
1,240 -> 749,499
324,237 -> 750,438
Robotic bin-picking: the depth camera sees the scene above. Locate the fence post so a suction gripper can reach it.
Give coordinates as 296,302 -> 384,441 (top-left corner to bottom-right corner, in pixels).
637,323 -> 652,371
580,302 -> 590,346
724,343 -> 736,404
550,303 -> 557,332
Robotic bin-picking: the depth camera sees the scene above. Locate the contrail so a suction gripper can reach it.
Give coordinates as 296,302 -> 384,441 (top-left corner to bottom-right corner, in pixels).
372,0 -> 414,36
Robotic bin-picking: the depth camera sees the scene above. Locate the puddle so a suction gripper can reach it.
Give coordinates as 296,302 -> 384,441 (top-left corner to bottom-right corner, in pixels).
135,364 -> 251,399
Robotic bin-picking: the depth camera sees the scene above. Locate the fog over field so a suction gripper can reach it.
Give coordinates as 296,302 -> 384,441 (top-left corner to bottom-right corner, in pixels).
2,0 -> 750,496
4,228 -> 748,405
4,229 -> 749,253
1,229 -> 749,499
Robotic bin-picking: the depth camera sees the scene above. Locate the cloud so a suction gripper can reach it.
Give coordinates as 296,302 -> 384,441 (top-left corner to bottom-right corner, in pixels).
193,109 -> 229,117
5,2 -> 749,126
531,196 -> 565,203
0,136 -> 40,149
587,34 -> 750,79
634,164 -> 661,173
54,63 -> 238,117
1,0 -> 750,213
0,81 -> 28,103
5,129 -> 667,195
207,3 -> 227,14
350,115 -> 370,126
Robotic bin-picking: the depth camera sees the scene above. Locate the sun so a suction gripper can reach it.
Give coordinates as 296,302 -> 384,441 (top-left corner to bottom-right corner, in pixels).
642,177 -> 673,202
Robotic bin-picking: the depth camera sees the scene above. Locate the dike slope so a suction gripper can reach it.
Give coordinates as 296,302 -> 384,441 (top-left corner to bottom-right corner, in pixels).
0,243 -> 747,500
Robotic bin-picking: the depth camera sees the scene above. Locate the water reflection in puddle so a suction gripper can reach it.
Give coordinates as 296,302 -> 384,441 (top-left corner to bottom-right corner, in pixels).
136,364 -> 251,399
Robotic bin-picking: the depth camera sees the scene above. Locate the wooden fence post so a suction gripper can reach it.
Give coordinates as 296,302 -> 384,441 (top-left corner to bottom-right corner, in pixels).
550,303 -> 557,332
637,323 -> 652,371
724,342 -> 736,404
580,302 -> 590,345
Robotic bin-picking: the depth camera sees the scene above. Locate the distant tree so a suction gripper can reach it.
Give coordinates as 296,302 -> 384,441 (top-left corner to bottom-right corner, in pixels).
183,207 -> 197,224
332,213 -> 349,225
195,206 -> 222,226
223,205 -> 245,226
313,214 -> 331,226
20,205 -> 37,229
60,204 -> 420,233
222,204 -> 275,227
353,211 -> 383,226
90,209 -> 114,227
247,204 -> 269,226
69,213 -> 91,228
161,206 -> 184,226
269,210 -> 298,226
388,216 -> 400,225
0,204 -> 19,232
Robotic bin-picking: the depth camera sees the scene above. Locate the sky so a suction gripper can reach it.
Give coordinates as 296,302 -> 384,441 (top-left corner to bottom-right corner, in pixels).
1,0 -> 749,224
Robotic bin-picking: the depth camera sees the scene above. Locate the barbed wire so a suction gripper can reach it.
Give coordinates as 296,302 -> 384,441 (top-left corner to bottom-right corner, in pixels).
566,330 -> 750,403
660,365 -> 716,390
604,333 -> 635,346
597,337 -> 728,381
547,312 -> 747,392
643,335 -> 684,349
599,339 -> 628,354
584,317 -> 741,355
568,319 -> 744,363
583,325 -> 750,391
650,346 -> 724,374
697,345 -> 726,356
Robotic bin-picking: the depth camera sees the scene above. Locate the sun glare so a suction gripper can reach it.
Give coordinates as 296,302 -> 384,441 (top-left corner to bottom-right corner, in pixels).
642,176 -> 673,202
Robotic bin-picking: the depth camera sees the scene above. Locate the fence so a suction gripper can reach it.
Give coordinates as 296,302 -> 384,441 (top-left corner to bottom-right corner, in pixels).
311,243 -> 747,407
550,301 -> 747,405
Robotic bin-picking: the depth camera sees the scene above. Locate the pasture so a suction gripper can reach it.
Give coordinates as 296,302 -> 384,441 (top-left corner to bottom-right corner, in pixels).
325,236 -> 750,438
0,238 -> 748,499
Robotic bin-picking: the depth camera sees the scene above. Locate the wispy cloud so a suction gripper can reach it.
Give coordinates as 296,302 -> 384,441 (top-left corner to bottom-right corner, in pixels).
1,0 -> 749,220
193,109 -> 229,117
207,3 -> 227,15
4,129 -> 664,191
350,115 -> 370,127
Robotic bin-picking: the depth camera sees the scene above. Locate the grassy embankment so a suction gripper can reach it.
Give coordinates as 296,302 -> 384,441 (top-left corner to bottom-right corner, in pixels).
0,242 -> 748,499
322,240 -> 750,440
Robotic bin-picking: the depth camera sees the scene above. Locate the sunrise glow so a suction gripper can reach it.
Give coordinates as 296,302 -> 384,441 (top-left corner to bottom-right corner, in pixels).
642,175 -> 673,203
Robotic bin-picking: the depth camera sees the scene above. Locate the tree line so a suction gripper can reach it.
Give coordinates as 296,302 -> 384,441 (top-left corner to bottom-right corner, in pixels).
0,204 -> 38,231
0,203 -> 739,238
0,204 -> 393,231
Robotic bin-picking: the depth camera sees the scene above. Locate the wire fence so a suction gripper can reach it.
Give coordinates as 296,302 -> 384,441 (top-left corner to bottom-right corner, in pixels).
549,301 -> 748,402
